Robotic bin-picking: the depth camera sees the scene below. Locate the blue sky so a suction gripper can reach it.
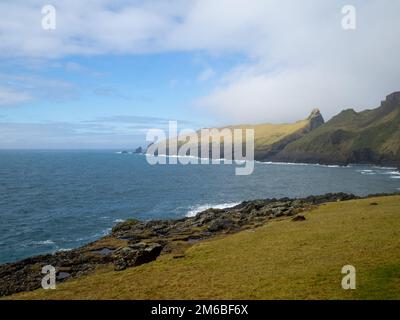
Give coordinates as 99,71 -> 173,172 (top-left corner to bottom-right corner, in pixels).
0,52 -> 247,148
1,0 -> 400,148
2,53 -> 244,123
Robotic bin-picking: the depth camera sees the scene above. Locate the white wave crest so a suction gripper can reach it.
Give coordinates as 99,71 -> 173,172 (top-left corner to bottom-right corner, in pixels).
32,240 -> 55,246
256,161 -> 342,168
186,202 -> 241,217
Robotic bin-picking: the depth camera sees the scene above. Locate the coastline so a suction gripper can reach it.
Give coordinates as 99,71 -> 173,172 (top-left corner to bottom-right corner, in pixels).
140,152 -> 400,170
1,191 -> 399,297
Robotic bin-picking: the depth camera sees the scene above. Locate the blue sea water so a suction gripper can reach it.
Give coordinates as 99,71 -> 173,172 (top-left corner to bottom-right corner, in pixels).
0,150 -> 399,264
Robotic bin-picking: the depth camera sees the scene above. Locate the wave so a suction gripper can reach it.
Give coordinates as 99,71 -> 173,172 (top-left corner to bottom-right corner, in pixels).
257,161 -> 309,166
113,219 -> 125,223
31,240 -> 55,246
255,161 -> 342,168
390,176 -> 400,179
356,168 -> 400,179
147,154 -> 240,163
357,169 -> 377,175
388,171 -> 400,175
186,202 -> 241,217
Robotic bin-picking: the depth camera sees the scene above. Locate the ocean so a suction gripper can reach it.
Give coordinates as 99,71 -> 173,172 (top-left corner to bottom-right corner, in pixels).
0,150 -> 399,264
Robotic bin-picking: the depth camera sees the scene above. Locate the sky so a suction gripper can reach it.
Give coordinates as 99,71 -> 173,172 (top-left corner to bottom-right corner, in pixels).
0,0 -> 400,149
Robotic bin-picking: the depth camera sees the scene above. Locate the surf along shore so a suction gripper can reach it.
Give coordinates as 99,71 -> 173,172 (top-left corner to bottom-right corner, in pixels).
1,192 -> 400,299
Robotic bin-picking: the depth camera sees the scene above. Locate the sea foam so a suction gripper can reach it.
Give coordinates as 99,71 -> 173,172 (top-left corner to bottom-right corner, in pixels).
186,202 -> 241,217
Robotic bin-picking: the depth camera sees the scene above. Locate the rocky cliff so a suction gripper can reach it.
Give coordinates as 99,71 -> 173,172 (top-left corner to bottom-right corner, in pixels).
269,92 -> 400,166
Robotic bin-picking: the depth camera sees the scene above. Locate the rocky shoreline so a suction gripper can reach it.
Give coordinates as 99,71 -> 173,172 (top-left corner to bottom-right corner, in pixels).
0,192 -> 397,297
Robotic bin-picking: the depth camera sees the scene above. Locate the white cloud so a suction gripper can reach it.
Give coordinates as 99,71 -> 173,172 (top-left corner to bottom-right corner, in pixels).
0,121 -> 142,149
0,87 -> 33,106
0,73 -> 79,106
1,0 -> 400,121
193,0 -> 400,123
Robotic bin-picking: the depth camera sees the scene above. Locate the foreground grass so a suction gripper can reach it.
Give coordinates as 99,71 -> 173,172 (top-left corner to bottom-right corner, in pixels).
8,196 -> 400,300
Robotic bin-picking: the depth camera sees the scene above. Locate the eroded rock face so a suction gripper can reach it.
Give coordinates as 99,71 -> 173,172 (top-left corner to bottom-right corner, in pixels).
0,192 -> 370,297
0,249 -> 114,297
307,108 -> 325,131
113,243 -> 163,271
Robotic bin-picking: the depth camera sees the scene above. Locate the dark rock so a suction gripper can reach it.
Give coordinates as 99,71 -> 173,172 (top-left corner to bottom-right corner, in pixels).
307,108 -> 325,130
56,272 -> 71,281
112,219 -> 141,234
208,219 -> 234,232
134,146 -> 143,154
113,243 -> 163,271
292,215 -> 306,222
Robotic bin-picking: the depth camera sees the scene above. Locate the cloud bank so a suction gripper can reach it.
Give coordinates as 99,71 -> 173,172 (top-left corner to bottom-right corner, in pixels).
1,0 -> 400,123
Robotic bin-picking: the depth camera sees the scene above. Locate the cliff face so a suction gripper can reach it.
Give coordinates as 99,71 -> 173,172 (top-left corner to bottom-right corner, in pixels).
148,91 -> 400,167
307,108 -> 325,131
253,109 -> 324,161
269,92 -> 400,166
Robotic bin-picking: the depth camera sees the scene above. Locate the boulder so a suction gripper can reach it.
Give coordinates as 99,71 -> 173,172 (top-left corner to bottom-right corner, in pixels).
113,243 -> 163,271
292,215 -> 306,222
208,219 -> 234,232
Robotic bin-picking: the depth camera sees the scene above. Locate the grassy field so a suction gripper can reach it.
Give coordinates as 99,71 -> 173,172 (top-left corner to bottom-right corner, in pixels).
159,119 -> 310,154
7,196 -> 400,300
228,119 -> 309,148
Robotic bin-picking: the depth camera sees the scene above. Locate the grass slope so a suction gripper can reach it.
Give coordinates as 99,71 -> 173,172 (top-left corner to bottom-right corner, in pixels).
161,119 -> 310,155
228,119 -> 310,149
277,93 -> 400,165
153,110 -> 322,160
7,195 -> 400,300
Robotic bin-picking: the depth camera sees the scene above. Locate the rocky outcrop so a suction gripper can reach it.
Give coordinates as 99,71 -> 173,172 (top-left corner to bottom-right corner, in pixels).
134,146 -> 143,154
254,109 -> 325,161
2,192 -> 396,297
113,243 -> 163,271
380,91 -> 400,111
307,108 -> 325,131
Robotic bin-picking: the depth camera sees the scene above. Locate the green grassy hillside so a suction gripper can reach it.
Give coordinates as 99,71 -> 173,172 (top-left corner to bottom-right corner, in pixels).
148,92 -> 400,166
153,109 -> 324,160
7,195 -> 400,300
274,92 -> 400,165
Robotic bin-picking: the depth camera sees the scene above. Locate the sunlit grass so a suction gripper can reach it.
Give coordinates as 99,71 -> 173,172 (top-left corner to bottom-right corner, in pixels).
7,196 -> 400,300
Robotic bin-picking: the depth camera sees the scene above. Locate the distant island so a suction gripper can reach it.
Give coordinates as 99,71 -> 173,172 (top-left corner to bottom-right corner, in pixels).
118,147 -> 144,155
